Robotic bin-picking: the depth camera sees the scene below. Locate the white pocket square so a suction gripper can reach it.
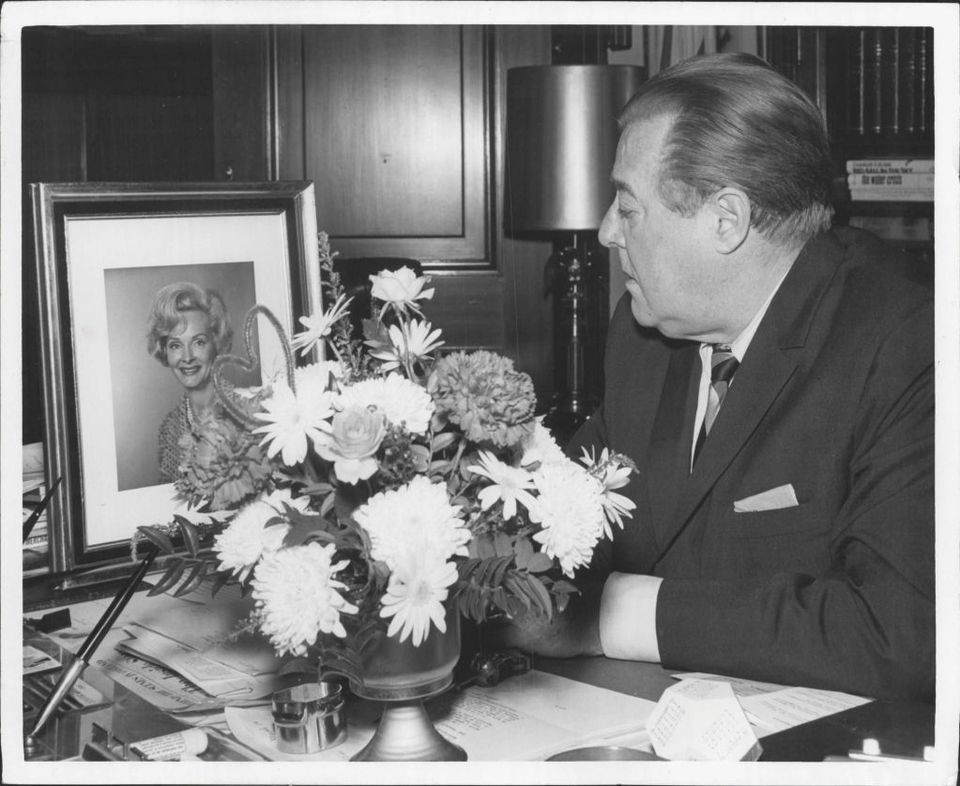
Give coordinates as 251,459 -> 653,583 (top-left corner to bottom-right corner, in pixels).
733,484 -> 799,513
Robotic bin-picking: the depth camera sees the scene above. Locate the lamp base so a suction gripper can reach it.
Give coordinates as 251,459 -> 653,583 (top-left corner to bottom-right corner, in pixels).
351,701 -> 467,762
543,401 -> 591,448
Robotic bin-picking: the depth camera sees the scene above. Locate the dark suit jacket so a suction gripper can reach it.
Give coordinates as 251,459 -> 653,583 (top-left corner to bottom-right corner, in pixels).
571,227 -> 934,701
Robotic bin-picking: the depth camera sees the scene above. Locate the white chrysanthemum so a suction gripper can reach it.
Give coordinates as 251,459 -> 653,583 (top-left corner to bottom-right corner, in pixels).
353,475 -> 470,568
580,447 -> 637,537
252,379 -> 335,466
520,416 -> 567,467
296,360 -> 344,391
467,450 -> 537,521
336,373 -> 434,435
213,489 -> 310,582
252,542 -> 358,657
366,319 -> 444,372
379,555 -> 458,646
529,459 -> 606,578
291,294 -> 353,356
214,498 -> 288,582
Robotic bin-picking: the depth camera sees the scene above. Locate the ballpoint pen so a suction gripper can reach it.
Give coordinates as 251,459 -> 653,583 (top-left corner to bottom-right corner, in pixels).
24,545 -> 159,748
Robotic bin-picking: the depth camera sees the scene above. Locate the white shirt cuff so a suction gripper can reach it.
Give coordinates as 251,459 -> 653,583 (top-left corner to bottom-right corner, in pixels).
599,572 -> 663,662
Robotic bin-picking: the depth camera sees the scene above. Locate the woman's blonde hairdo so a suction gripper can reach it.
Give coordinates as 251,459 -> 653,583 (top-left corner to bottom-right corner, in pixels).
146,281 -> 233,366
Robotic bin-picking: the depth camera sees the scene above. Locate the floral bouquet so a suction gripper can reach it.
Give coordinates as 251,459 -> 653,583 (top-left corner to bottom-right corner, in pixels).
137,233 -> 636,685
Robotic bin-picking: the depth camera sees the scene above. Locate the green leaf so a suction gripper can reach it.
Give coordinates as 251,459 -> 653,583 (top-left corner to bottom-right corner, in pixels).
527,575 -> 554,620
147,558 -> 184,596
175,517 -> 200,557
513,536 -> 534,569
137,525 -> 175,555
526,551 -> 554,574
503,575 -> 531,610
475,534 -> 496,559
491,555 -> 513,586
319,492 -> 336,518
551,579 -> 579,595
493,532 -> 514,557
431,431 -> 457,452
174,561 -> 208,597
210,570 -> 232,598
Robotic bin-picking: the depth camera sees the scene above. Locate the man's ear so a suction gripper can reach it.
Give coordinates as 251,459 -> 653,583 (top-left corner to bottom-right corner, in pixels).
708,188 -> 751,254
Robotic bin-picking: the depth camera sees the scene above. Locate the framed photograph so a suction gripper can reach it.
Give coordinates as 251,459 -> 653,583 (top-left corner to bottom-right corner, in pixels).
31,181 -> 322,576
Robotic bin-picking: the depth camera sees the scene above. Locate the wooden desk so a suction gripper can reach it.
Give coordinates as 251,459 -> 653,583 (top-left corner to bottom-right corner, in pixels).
533,655 -> 935,762
23,612 -> 934,763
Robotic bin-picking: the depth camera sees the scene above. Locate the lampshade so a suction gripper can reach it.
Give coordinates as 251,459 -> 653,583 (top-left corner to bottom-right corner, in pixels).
506,65 -> 645,232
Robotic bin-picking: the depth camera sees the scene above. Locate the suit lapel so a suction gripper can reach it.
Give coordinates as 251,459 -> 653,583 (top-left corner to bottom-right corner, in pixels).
645,342 -> 700,557
649,231 -> 844,567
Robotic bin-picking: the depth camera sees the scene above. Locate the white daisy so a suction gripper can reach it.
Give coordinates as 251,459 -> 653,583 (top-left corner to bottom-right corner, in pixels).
353,475 -> 470,568
580,447 -> 637,537
520,416 -> 567,468
252,542 -> 358,656
467,450 -> 537,520
529,459 -> 606,577
369,267 -> 434,317
336,373 -> 434,435
252,379 -> 335,466
379,555 -> 458,646
291,294 -> 353,356
366,319 -> 444,372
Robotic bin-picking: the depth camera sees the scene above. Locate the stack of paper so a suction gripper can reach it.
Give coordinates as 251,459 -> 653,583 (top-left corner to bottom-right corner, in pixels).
225,670 -> 658,762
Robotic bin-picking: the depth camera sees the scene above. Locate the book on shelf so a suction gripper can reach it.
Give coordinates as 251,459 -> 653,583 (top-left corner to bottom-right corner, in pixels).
845,27 -> 932,138
846,158 -> 934,174
848,214 -> 932,243
848,188 -> 933,202
847,173 -> 934,188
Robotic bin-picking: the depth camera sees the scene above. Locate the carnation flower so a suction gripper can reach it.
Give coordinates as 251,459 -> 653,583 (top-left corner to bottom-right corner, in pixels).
379,554 -> 458,646
520,416 -> 567,468
337,373 -> 434,435
353,475 -> 470,568
529,459 -> 606,577
213,488 -> 305,581
253,379 -> 335,466
580,447 -> 637,537
467,451 -> 536,521
176,408 -> 274,510
369,267 -> 434,317
251,542 -> 359,656
316,405 -> 387,484
366,319 -> 444,372
291,294 -> 353,356
429,351 -> 536,448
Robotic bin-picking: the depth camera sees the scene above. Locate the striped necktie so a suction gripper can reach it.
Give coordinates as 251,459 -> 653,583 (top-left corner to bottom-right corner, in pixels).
693,344 -> 739,464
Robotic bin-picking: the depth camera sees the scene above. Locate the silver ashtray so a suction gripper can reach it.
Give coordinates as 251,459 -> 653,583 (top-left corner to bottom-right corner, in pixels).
547,745 -> 662,761
271,681 -> 347,754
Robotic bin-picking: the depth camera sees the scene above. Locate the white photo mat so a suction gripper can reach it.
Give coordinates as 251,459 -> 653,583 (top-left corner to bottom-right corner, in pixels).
66,211 -> 297,548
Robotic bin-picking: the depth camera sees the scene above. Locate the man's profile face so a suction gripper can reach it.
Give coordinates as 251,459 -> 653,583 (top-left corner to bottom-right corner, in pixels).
598,116 -> 722,342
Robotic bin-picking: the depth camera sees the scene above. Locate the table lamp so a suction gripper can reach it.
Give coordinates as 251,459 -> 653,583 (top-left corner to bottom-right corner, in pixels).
506,65 -> 644,442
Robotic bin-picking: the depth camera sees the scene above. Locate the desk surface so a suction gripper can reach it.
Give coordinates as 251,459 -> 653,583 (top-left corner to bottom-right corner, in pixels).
22,602 -> 935,764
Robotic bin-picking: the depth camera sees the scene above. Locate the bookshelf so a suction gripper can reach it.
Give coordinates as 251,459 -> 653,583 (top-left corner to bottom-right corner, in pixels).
763,27 -> 934,282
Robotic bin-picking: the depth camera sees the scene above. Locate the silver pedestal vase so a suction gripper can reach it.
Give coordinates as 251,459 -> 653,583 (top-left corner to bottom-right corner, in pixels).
350,603 -> 466,761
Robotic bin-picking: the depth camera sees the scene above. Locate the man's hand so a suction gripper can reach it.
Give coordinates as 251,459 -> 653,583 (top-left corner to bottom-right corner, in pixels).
485,580 -> 605,658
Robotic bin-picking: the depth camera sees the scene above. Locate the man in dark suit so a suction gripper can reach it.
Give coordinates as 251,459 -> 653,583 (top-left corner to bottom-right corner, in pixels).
504,53 -> 934,702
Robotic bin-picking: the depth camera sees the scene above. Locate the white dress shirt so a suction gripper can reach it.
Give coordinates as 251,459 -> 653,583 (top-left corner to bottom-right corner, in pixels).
599,272 -> 789,663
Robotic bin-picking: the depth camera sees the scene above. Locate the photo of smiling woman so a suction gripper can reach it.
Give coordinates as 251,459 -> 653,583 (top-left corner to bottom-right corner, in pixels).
103,261 -> 260,492
146,282 -> 234,482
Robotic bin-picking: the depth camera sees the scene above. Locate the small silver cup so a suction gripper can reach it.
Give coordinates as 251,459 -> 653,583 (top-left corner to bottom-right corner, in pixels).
271,681 -> 347,754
